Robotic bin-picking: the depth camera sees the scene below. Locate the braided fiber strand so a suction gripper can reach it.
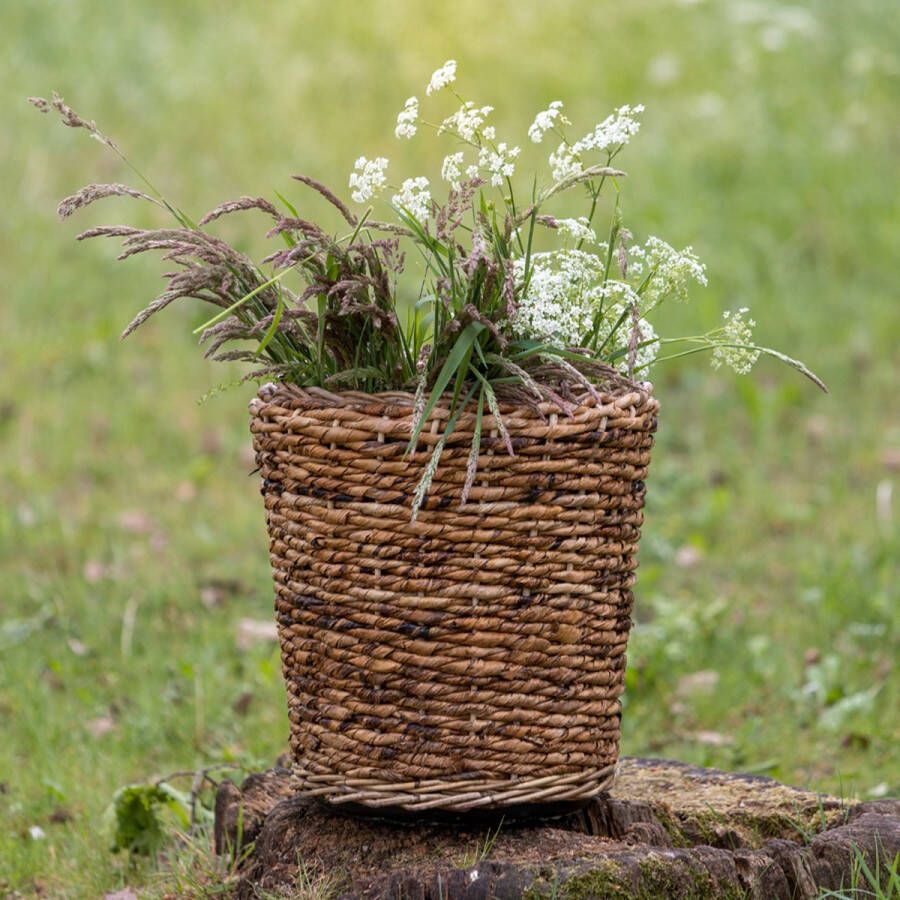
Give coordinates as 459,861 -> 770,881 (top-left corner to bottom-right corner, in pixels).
249,380 -> 658,812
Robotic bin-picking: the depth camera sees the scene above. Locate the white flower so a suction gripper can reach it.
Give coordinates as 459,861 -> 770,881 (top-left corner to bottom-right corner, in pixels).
528,100 -> 566,143
426,60 -> 457,96
477,142 -> 521,186
712,307 -> 760,374
641,236 -> 707,304
441,151 -> 465,190
440,102 -> 494,143
392,176 -> 431,222
557,217 -> 596,244
512,250 -> 605,345
575,104 -> 645,154
349,156 -> 388,204
548,142 -> 583,182
394,96 -> 418,140
512,250 -> 662,369
546,106 -> 644,182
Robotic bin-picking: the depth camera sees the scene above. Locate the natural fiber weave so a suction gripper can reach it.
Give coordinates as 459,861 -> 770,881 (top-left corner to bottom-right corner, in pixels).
249,379 -> 658,812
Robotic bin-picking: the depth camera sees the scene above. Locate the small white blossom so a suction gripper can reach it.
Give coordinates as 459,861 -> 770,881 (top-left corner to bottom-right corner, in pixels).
557,217 -> 596,244
599,279 -> 642,309
426,60 -> 457,96
548,142 -> 583,182
349,156 -> 388,204
477,142 -> 521,186
622,241 -> 645,277
641,237 -> 707,304
394,96 -> 419,140
440,102 -> 494,143
441,151 -> 465,189
392,176 -> 431,222
575,104 -> 645,154
513,250 -> 605,345
712,307 -> 760,374
528,100 -> 566,143
465,163 -> 480,179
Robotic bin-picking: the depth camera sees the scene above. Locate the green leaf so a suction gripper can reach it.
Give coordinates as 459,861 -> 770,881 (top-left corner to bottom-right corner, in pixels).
272,192 -> 299,248
522,184 -> 538,289
255,289 -> 285,356
106,782 -> 192,856
407,321 -> 485,453
274,190 -> 300,218
192,270 -> 289,334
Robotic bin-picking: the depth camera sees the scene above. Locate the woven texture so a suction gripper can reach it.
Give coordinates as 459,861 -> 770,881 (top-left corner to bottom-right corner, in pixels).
249,380 -> 658,812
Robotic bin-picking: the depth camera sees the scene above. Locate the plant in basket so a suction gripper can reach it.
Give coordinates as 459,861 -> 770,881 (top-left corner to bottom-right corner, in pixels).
32,61 -> 823,815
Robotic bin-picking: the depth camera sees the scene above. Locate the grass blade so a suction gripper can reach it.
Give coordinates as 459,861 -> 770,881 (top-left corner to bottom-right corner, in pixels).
406,321 -> 485,453
255,289 -> 285,356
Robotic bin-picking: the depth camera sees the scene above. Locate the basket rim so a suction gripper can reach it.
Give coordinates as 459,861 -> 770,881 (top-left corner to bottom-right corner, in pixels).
251,377 -> 656,418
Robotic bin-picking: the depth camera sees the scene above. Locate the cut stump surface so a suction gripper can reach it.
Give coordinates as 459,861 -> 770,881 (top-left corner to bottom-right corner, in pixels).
215,758 -> 899,898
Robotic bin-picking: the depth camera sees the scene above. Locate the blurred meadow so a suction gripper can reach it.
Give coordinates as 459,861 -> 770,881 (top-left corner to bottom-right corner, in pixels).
2,0 -> 898,894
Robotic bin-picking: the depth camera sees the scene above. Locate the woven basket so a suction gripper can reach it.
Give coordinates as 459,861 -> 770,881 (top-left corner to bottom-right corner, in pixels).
249,379 -> 658,814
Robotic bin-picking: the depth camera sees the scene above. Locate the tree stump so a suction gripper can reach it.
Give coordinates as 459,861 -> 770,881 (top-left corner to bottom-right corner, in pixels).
214,758 -> 899,898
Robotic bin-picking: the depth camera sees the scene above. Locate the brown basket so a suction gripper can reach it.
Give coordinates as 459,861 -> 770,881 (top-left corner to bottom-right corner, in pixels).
248,379 -> 658,814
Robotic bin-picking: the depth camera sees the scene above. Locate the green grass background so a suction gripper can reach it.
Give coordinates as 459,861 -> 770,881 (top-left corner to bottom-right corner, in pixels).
2,0 -> 898,894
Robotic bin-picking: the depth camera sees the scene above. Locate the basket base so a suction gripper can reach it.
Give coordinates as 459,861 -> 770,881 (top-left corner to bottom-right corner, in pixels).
321,795 -> 594,827
292,762 -> 618,816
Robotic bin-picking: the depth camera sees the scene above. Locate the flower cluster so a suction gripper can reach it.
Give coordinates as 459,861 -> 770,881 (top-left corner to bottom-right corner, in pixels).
513,250 -> 604,346
514,250 -> 660,375
477,142 -> 520,187
394,96 -> 418,140
548,104 -> 645,182
579,104 -> 645,152
426,60 -> 456,96
557,217 -> 597,244
392,176 -> 431,222
636,237 -> 707,305
528,101 -> 567,143
712,308 -> 760,374
548,144 -> 584,183
349,155 -> 388,203
440,102 -> 495,143
440,151 -> 465,190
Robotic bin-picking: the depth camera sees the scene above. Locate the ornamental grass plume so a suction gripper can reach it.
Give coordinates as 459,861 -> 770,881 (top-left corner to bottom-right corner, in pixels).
32,62 -> 824,515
